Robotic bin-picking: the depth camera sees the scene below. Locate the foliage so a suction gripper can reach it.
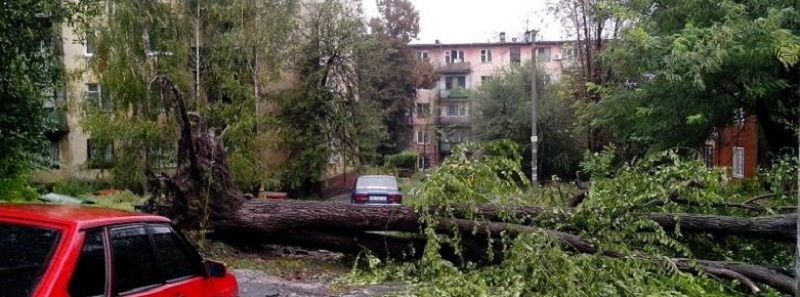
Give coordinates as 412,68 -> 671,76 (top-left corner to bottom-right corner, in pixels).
0,0 -> 88,179
360,0 -> 435,155
0,174 -> 40,202
472,62 -> 587,179
384,151 -> 419,171
274,0 -> 387,197
348,145 -> 790,296
77,0 -> 299,192
593,0 -> 800,155
51,179 -> 109,198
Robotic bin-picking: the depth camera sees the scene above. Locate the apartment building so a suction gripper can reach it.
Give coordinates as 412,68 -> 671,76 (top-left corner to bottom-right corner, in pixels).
410,33 -> 572,168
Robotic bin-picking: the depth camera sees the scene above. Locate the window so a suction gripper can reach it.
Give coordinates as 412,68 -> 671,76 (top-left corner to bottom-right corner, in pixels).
47,139 -> 60,169
703,145 -> 714,169
415,103 -> 430,118
445,103 -> 467,117
537,47 -> 552,62
84,31 -> 96,56
85,83 -> 112,112
732,147 -> 745,178
69,230 -> 107,297
445,76 -> 467,90
481,49 -> 492,63
445,50 -> 464,64
149,225 -> 202,282
510,47 -> 521,64
416,129 -> 430,144
416,51 -> 429,61
0,223 -> 61,297
87,139 -> 114,169
110,226 -> 161,294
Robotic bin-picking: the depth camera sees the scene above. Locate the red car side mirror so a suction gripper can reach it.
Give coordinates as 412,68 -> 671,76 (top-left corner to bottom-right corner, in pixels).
205,260 -> 227,278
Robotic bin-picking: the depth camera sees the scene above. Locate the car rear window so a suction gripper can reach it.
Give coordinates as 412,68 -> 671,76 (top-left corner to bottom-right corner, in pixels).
0,223 -> 61,297
356,176 -> 398,190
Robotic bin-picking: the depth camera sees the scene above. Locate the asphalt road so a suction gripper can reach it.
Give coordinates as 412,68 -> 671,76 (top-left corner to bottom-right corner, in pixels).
234,269 -> 404,297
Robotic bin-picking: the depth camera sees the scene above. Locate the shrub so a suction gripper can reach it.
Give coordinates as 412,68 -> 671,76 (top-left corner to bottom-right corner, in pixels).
384,151 -> 419,172
52,179 -> 109,197
0,174 -> 39,202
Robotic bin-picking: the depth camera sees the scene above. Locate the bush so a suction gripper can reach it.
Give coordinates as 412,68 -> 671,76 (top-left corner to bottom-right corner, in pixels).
0,174 -> 39,202
52,179 -> 109,197
384,151 -> 419,172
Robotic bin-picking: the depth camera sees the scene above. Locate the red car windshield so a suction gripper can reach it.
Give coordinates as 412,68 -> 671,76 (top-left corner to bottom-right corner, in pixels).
0,223 -> 61,297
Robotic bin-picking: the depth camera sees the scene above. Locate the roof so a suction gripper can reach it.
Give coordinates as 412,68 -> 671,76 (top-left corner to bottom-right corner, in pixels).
0,204 -> 170,230
409,40 -> 570,49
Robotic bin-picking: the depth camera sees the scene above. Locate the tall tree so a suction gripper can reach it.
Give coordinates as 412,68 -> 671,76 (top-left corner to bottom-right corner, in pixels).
593,0 -> 800,156
275,0 -> 386,197
360,0 -> 434,156
0,0 -> 88,179
77,0 -> 298,192
472,63 -> 587,179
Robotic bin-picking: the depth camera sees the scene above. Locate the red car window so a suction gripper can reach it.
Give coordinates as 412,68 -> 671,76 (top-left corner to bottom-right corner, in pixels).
148,225 -> 203,282
110,225 -> 161,295
0,223 -> 61,297
68,230 -> 107,297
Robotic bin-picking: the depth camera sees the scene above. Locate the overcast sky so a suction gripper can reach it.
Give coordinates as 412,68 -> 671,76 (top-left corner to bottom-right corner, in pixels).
361,0 -> 566,44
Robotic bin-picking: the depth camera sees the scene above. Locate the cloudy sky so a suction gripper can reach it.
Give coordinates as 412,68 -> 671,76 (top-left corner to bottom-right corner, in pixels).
362,0 -> 566,44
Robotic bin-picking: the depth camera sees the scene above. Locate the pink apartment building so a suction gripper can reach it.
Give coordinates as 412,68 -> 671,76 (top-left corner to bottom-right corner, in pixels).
409,33 -> 571,168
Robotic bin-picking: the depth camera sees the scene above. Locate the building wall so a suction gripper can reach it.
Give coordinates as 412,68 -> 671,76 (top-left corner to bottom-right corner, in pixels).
706,116 -> 759,179
409,39 -> 569,167
33,22 -> 102,183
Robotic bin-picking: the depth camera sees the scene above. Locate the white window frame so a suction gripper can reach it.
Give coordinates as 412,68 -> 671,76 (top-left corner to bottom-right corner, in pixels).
445,50 -> 464,64
415,129 -> 430,144
537,47 -> 552,63
732,146 -> 745,178
85,83 -> 112,112
416,51 -> 429,61
480,49 -> 492,63
83,31 -> 96,57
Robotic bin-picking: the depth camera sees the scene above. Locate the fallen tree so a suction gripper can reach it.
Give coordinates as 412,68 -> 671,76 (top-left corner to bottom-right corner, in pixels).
144,76 -> 797,296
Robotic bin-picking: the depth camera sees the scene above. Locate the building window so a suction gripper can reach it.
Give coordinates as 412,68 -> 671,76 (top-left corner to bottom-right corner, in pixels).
416,129 -> 430,144
415,103 -> 430,118
445,103 -> 468,117
85,83 -> 112,112
87,139 -> 114,169
445,50 -> 464,64
84,31 -> 96,57
480,49 -> 492,63
537,47 -> 552,63
732,146 -> 745,178
445,76 -> 467,90
416,51 -> 429,61
47,139 -> 60,169
703,144 -> 714,169
510,47 -> 521,64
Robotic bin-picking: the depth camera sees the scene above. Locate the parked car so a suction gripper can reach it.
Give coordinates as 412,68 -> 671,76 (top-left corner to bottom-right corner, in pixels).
351,175 -> 403,205
0,204 -> 237,297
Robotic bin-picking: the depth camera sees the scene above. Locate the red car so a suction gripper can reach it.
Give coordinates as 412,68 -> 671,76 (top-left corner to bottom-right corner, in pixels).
0,204 -> 238,297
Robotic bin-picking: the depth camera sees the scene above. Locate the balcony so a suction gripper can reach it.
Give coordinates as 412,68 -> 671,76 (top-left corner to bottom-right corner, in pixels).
438,115 -> 470,126
46,109 -> 69,134
439,88 -> 470,100
438,62 -> 471,74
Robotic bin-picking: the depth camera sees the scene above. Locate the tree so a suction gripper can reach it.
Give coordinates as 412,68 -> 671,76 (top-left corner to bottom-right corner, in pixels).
591,0 -> 800,156
360,0 -> 435,156
77,0 -> 298,192
472,63 -> 587,179
0,0 -> 77,179
275,0 -> 387,197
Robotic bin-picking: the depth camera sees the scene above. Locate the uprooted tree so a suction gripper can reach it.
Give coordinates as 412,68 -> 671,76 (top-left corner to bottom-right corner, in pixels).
144,75 -> 797,295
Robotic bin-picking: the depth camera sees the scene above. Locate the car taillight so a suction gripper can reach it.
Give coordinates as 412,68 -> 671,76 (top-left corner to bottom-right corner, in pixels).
353,194 -> 369,203
388,194 -> 402,203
